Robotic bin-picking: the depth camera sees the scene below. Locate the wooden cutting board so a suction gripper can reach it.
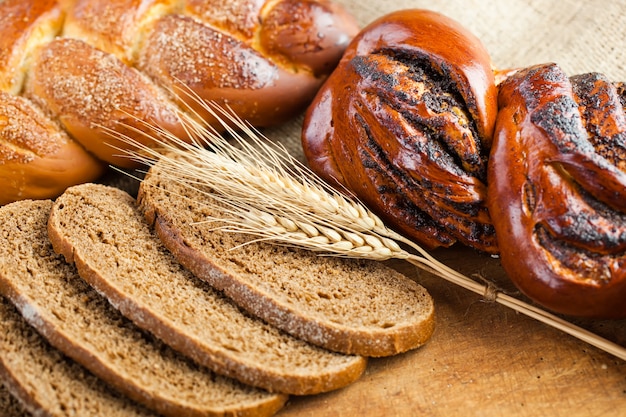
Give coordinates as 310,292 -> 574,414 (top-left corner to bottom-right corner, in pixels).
276,247 -> 626,417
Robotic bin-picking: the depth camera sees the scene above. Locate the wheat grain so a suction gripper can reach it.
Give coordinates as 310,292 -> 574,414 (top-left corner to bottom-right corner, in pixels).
111,102 -> 626,362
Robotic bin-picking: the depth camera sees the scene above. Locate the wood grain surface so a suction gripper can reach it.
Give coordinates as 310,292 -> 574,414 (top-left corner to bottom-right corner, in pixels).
277,248 -> 626,417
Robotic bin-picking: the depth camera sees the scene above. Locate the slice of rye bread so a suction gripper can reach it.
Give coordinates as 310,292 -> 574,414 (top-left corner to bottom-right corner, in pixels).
0,380 -> 29,417
47,184 -> 367,396
0,297 -> 155,417
0,199 -> 287,417
136,156 -> 435,357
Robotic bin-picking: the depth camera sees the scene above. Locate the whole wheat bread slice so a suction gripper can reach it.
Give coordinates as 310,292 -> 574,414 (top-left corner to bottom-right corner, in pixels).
47,184 -> 367,396
0,199 -> 287,417
137,156 -> 435,357
0,296 -> 155,417
0,380 -> 28,417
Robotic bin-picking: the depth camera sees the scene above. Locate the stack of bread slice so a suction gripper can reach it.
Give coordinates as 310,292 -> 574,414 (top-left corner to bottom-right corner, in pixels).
0,157 -> 435,416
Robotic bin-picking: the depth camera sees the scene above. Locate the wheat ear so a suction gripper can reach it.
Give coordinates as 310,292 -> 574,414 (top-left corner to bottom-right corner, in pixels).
112,102 -> 626,362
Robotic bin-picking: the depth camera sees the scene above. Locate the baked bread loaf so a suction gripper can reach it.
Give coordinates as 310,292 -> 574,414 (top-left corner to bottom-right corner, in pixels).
0,1 -> 105,206
301,9 -> 499,253
488,63 -> 626,319
137,154 -> 435,357
48,183 -> 367,396
0,0 -> 359,204
0,199 -> 287,416
26,36 -> 192,169
136,2 -> 359,129
0,91 -> 106,206
0,297 -> 154,416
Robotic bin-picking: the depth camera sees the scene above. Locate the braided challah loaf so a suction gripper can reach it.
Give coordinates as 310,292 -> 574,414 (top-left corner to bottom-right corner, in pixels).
0,1 -> 106,206
0,0 -> 359,205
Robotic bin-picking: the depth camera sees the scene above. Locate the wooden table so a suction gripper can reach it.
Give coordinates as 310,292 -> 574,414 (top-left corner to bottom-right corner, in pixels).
277,247 -> 626,417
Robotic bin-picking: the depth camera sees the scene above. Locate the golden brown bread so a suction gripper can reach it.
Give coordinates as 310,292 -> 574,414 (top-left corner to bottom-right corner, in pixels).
137,0 -> 360,128
26,37 -> 190,169
257,0 -> 362,77
62,0 -> 181,65
0,92 -> 105,206
0,0 -> 63,95
137,13 -> 319,128
0,0 -> 105,205
488,63 -> 626,319
301,9 -> 499,253
0,0 -> 359,205
61,0 -> 359,132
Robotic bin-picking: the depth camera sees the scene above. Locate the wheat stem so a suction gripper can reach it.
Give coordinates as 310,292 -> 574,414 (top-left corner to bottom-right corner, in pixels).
112,103 -> 626,362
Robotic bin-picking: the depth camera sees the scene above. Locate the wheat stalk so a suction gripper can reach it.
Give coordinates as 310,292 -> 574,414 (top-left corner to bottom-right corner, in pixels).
113,102 -> 626,362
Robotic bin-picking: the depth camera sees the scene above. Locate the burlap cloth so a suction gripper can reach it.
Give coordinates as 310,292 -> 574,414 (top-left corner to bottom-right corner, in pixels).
343,0 -> 626,80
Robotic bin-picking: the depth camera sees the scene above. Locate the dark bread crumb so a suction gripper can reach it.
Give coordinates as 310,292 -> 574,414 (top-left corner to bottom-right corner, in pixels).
0,295 -> 154,417
0,199 -> 287,417
48,184 -> 366,396
137,156 -> 435,357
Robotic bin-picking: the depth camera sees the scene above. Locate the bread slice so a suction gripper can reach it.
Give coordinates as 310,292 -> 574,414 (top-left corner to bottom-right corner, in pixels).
0,296 -> 154,417
0,379 -> 28,417
0,199 -> 287,416
47,184 -> 367,396
137,156 -> 435,357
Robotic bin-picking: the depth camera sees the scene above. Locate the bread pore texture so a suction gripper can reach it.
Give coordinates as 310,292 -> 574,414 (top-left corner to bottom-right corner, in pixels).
137,155 -> 436,357
0,198 -> 287,417
47,183 -> 367,396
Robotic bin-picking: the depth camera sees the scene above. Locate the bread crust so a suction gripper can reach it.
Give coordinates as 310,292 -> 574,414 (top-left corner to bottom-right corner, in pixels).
258,0 -> 360,77
26,38 -> 190,168
184,0 -> 266,39
138,14 -> 327,128
0,0 -> 63,95
0,0 -> 106,205
488,63 -> 626,318
62,0 -> 182,64
301,9 -> 498,253
0,92 -> 105,205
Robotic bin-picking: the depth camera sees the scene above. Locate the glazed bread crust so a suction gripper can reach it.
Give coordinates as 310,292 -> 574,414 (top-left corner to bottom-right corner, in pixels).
301,9 -> 498,253
488,63 -> 626,319
0,0 -> 106,205
0,92 -> 105,205
26,37 -> 190,169
0,0 -> 359,204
